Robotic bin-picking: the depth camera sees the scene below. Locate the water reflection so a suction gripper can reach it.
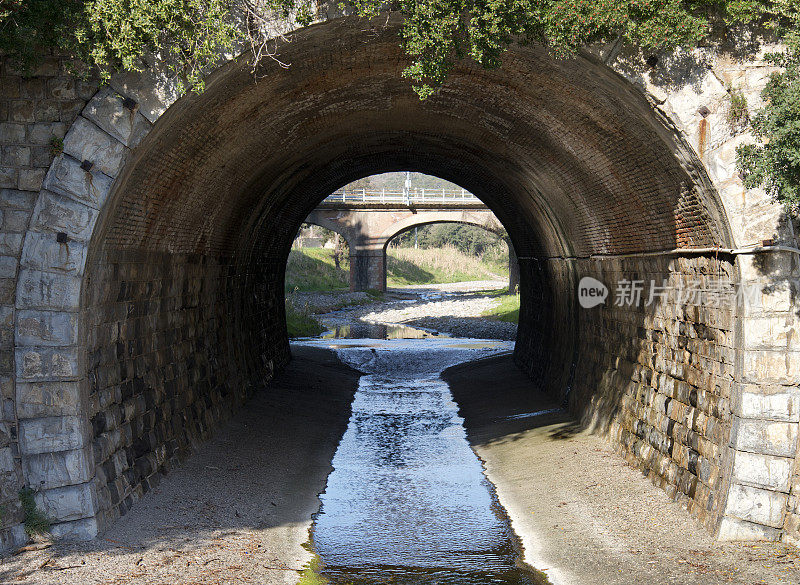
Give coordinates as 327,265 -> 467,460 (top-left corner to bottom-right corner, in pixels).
321,321 -> 446,340
294,339 -> 546,585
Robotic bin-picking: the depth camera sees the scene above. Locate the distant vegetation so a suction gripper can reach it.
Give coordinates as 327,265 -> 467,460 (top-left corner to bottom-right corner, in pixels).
386,245 -> 503,287
284,300 -> 326,338
482,288 -> 520,324
285,247 -> 349,292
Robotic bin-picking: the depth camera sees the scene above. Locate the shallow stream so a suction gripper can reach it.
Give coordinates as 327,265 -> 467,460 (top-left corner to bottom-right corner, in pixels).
293,338 -> 548,584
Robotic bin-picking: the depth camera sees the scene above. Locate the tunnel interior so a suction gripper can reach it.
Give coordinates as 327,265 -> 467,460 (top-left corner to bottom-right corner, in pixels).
78,15 -> 736,531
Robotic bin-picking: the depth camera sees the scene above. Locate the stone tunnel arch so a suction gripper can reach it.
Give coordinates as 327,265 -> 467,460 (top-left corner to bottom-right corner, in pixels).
10,13 -> 796,545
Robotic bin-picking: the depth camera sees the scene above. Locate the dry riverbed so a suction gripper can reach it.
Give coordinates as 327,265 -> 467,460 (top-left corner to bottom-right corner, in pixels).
0,347 -> 359,585
292,280 -> 518,340
444,354 -> 800,585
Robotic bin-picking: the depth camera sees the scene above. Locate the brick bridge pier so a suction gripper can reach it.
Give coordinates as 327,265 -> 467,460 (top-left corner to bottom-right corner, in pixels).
304,200 -> 519,291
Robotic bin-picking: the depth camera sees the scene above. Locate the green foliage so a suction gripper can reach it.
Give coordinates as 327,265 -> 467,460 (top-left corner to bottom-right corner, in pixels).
49,135 -> 64,156
285,300 -> 326,337
348,0 -> 786,98
19,487 -> 52,537
394,223 -> 505,256
0,1 -> 84,73
737,22 -> 800,209
482,291 -> 520,323
726,85 -> 749,133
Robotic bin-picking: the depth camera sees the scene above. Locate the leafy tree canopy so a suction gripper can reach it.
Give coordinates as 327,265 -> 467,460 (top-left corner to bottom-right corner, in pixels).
0,0 -> 798,207
737,18 -> 800,209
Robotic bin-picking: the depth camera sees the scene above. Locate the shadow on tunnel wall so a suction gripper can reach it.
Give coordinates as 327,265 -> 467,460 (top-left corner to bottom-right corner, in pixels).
0,346 -> 360,578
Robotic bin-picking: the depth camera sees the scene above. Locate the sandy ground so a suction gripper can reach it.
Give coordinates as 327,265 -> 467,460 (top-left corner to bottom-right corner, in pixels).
444,354 -> 800,585
0,347 -> 359,585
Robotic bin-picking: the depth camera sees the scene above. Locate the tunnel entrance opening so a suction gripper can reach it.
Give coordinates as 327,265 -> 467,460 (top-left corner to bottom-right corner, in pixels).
297,171 -> 517,293
285,171 -> 519,342
14,13 -> 788,546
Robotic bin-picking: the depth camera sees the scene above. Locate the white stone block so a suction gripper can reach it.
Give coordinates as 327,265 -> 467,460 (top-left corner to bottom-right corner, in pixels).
15,346 -> 79,381
18,416 -> 85,454
21,230 -> 88,276
730,417 -> 798,457
16,310 -> 78,346
16,269 -> 81,310
48,516 -> 98,541
110,60 -> 181,124
724,483 -> 788,527
733,385 -> 800,422
63,116 -> 127,176
16,380 -> 81,418
29,190 -> 99,243
718,516 -> 782,541
82,87 -> 151,147
742,349 -> 800,385
23,448 -> 93,489
743,315 -> 799,351
35,482 -> 96,522
43,154 -> 114,210
732,450 -> 793,492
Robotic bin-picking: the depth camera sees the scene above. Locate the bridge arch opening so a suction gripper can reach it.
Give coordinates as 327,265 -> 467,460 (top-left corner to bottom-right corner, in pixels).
302,172 -> 517,292
13,14 -> 746,539
384,219 -> 517,292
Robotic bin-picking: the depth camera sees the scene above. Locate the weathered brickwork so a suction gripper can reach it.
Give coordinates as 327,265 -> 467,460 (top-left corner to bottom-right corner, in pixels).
81,249 -> 288,528
568,255 -> 737,530
0,15 -> 798,549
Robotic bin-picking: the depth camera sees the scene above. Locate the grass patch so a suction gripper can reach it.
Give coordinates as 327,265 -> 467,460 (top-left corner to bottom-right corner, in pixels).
297,550 -> 329,585
387,245 -> 502,286
19,487 -> 52,537
482,292 -> 520,323
285,248 -> 349,292
285,301 -> 326,338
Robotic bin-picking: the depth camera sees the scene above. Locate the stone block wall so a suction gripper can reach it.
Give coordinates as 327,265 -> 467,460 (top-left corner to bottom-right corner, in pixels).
0,53 -> 98,548
80,249 -> 285,529
564,254 -> 737,530
730,250 -> 800,543
551,251 -> 800,540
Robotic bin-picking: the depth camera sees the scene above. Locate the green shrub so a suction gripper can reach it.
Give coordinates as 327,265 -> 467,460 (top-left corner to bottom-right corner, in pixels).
19,487 -> 52,537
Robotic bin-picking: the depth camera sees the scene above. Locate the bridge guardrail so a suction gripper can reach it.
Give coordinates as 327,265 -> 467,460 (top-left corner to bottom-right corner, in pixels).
323,189 -> 482,205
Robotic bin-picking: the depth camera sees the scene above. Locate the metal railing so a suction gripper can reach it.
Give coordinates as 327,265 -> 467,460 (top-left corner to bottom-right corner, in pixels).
323,188 -> 482,205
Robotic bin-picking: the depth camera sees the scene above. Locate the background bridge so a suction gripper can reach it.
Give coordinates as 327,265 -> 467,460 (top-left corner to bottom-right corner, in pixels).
305,199 -> 519,291
323,188 -> 482,206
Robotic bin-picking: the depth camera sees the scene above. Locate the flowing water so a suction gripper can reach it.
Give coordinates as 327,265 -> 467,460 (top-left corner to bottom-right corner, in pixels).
294,338 -> 548,585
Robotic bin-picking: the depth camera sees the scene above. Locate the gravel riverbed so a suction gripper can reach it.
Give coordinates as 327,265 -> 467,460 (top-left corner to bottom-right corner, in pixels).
291,280 -> 518,340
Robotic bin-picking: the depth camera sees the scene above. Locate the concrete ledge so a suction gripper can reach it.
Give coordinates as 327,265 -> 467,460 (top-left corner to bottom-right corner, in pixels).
724,483 -> 788,528
48,516 -> 98,541
35,481 -> 97,523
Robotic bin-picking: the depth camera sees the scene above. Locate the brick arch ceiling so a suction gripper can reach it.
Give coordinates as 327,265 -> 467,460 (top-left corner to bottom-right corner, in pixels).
89,16 -> 732,267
